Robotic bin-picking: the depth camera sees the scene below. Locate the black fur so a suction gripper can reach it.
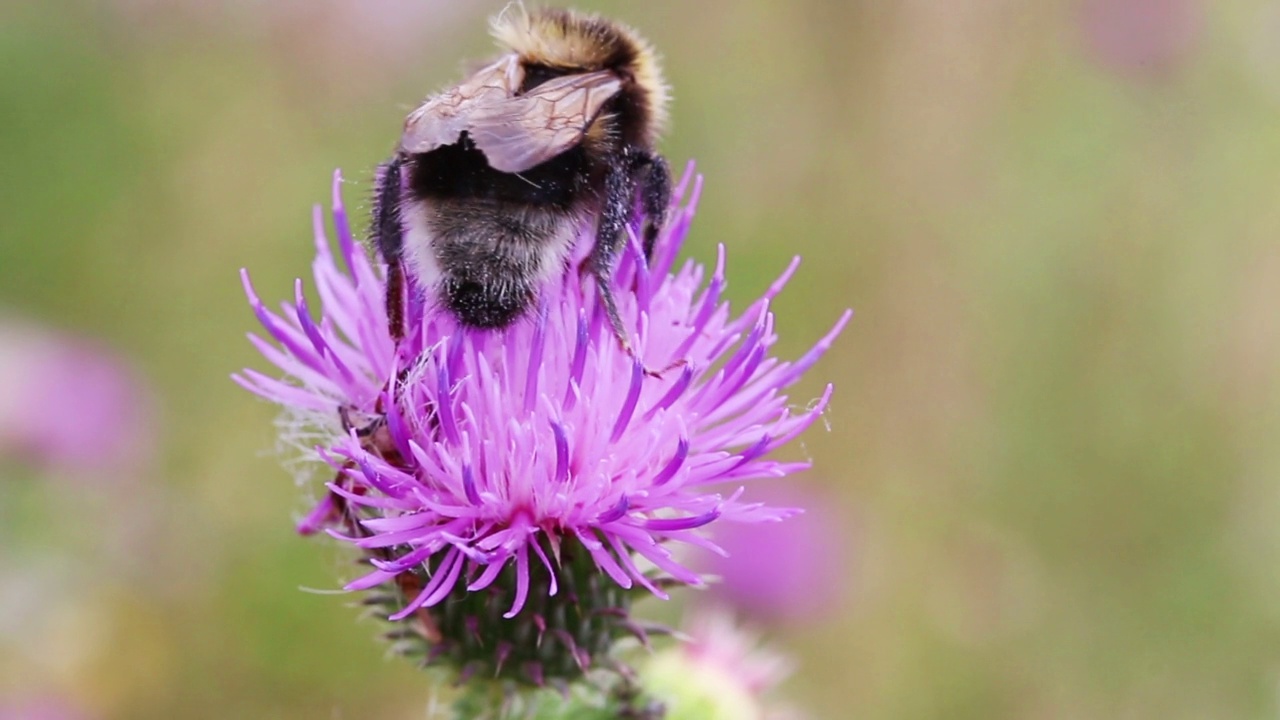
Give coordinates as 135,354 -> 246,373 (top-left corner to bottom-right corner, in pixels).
373,156 -> 406,340
408,136 -> 587,209
443,278 -> 531,328
635,153 -> 672,259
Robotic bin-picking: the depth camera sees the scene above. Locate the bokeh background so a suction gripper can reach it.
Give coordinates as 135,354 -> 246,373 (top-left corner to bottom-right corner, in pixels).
3,0 -> 1280,717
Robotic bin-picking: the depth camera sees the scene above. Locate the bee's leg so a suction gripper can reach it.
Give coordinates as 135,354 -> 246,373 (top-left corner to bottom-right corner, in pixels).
588,155 -> 639,355
632,153 -> 672,261
629,152 -> 689,377
373,155 -> 407,341
385,262 -> 406,343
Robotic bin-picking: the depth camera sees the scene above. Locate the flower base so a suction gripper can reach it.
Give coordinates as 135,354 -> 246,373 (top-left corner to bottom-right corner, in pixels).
363,533 -> 654,686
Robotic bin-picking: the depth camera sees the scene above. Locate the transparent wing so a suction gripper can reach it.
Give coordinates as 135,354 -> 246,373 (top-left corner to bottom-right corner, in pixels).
465,70 -> 623,173
399,55 -> 522,154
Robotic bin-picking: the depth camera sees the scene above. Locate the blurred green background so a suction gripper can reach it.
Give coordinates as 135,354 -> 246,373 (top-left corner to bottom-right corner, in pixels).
3,0 -> 1280,717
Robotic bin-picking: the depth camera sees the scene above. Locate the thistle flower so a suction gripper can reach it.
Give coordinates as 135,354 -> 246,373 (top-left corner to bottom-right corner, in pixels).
1079,0 -> 1202,80
0,317 -> 153,476
639,609 -> 801,720
236,165 -> 849,684
702,483 -> 851,625
0,697 -> 89,720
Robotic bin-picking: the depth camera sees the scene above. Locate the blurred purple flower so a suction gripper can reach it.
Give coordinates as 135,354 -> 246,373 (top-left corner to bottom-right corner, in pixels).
0,696 -> 88,720
0,319 -> 153,476
703,483 -> 851,624
1079,0 -> 1203,79
237,166 -> 850,620
641,608 -> 802,720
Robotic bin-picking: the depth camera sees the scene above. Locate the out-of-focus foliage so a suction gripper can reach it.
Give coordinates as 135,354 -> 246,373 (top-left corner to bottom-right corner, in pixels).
2,0 -> 1279,718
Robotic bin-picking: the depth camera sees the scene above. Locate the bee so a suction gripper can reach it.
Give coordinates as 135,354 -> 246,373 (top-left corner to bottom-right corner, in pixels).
371,5 -> 672,349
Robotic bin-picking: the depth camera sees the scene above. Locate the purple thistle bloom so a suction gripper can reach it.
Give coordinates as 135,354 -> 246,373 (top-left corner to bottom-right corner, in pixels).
703,483 -> 852,625
0,696 -> 89,720
0,318 -> 154,477
237,163 -> 848,632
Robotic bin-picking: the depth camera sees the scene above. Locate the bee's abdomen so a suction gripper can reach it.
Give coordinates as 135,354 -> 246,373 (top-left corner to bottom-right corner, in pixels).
423,203 -> 578,330
444,278 -> 532,328
434,234 -> 539,328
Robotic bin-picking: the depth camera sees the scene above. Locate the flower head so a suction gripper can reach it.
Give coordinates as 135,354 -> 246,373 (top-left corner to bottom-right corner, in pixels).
639,609 -> 801,720
702,482 -> 852,624
1079,0 -> 1202,80
0,696 -> 89,720
0,317 -> 154,477
237,165 -> 848,681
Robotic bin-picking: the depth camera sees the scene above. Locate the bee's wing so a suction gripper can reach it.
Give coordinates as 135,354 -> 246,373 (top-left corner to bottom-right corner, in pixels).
465,70 -> 623,173
400,55 -> 522,154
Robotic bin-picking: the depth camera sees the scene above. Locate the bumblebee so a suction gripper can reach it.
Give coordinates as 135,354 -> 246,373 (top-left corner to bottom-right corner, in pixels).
372,6 -> 673,348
